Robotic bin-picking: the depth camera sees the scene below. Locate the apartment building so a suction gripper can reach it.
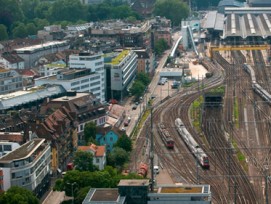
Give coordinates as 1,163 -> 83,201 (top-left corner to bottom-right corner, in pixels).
0,52 -> 25,69
105,50 -> 138,102
0,68 -> 23,94
0,139 -> 51,198
0,141 -> 20,158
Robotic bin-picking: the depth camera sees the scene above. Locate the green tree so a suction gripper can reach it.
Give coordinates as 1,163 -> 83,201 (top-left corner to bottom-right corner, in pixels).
137,72 -> 150,86
49,0 -> 87,22
74,150 -> 97,172
25,23 -> 37,36
130,81 -> 145,99
12,23 -> 27,38
33,18 -> 49,30
0,186 -> 39,204
0,24 -> 8,40
154,0 -> 189,26
84,121 -> 97,143
154,38 -> 168,56
109,147 -> 129,168
34,2 -> 51,19
0,0 -> 24,34
75,186 -> 90,204
20,0 -> 40,20
114,134 -> 132,152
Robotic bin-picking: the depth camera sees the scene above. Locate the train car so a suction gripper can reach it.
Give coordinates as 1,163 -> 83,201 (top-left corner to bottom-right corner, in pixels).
137,163 -> 148,177
158,123 -> 174,149
252,83 -> 271,104
243,63 -> 256,83
175,118 -> 210,169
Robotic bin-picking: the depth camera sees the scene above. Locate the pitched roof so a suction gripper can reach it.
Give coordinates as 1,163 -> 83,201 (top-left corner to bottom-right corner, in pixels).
1,52 -> 24,63
78,143 -> 105,157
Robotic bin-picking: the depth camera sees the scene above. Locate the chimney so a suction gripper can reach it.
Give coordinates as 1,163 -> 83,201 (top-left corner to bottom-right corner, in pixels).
29,131 -> 32,141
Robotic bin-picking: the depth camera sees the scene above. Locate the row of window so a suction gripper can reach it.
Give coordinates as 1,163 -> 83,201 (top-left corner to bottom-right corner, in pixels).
79,56 -> 102,61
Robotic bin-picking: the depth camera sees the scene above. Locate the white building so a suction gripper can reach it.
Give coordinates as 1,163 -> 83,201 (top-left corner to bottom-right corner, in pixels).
35,68 -> 105,102
0,68 -> 23,94
0,139 -> 51,198
69,52 -> 105,102
0,141 -> 20,158
78,143 -> 106,170
0,53 -> 25,69
105,50 -> 138,102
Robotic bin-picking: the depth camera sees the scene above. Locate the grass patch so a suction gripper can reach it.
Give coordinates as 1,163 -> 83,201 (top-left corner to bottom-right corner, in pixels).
234,98 -> 239,128
232,140 -> 248,172
131,108 -> 151,141
190,96 -> 204,132
208,85 -> 225,94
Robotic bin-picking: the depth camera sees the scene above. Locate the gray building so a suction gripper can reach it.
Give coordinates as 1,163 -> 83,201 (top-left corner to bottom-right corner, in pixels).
15,41 -> 69,68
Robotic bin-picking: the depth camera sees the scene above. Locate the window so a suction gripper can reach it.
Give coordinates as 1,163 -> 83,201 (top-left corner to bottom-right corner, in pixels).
110,137 -> 113,142
96,158 -> 99,163
3,145 -> 11,151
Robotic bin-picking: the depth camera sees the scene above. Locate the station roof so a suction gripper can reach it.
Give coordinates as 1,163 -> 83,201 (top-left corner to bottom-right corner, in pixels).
203,11 -> 224,31
204,7 -> 271,39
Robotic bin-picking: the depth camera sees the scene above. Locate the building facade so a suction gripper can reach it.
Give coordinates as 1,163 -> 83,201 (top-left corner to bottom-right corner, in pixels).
0,68 -> 23,94
0,139 -> 51,198
0,141 -> 20,158
0,52 -> 25,69
69,52 -> 105,102
35,68 -> 104,102
15,41 -> 69,68
105,50 -> 138,101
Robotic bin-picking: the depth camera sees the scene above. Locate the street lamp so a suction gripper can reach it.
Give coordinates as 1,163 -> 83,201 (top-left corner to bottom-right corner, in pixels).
67,182 -> 77,204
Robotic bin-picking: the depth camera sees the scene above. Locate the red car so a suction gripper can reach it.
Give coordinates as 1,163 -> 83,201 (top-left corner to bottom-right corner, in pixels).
109,99 -> 118,104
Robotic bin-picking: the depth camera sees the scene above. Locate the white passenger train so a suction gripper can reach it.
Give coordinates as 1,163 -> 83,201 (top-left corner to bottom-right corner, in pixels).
175,118 -> 210,169
243,63 -> 271,104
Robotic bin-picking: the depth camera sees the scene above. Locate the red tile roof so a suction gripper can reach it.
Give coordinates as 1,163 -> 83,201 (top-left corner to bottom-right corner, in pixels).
78,143 -> 105,157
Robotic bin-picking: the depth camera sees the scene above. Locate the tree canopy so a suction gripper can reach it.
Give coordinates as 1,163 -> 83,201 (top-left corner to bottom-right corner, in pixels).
114,134 -> 132,152
84,121 -> 97,144
74,150 -> 97,172
108,147 -> 130,168
154,38 -> 168,56
154,0 -> 189,27
0,186 -> 39,204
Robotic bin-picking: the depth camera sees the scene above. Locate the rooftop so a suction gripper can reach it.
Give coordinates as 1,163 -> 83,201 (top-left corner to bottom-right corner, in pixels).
111,50 -> 130,65
0,138 -> 47,162
153,184 -> 211,195
15,41 -> 68,52
118,179 -> 149,187
91,189 -> 119,201
51,93 -> 90,102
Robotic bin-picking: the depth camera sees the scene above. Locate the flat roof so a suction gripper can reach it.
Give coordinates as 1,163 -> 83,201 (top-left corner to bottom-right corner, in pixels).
51,93 -> 90,102
118,179 -> 149,186
0,138 -> 46,162
91,189 -> 119,201
153,184 -> 211,195
15,41 -> 68,52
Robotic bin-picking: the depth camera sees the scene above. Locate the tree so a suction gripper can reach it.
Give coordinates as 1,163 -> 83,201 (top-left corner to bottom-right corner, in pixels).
137,72 -> 150,86
84,121 -> 97,143
154,0 -> 189,26
154,38 -> 168,56
114,134 -> 132,152
74,150 -> 97,172
49,0 -> 87,22
130,80 -> 145,99
0,24 -> 8,40
12,23 -> 27,38
20,0 -> 40,20
25,23 -> 37,36
0,186 -> 39,204
109,147 -> 129,168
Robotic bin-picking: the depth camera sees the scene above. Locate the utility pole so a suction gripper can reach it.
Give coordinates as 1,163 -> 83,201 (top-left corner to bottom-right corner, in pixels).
150,107 -> 154,192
